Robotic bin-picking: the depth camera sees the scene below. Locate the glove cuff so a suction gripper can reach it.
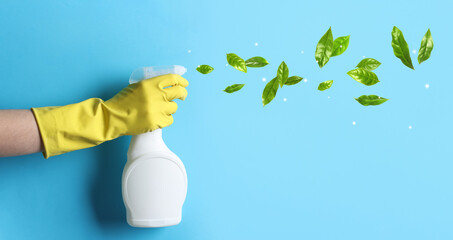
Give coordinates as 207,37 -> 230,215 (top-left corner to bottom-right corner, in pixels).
31,98 -> 112,159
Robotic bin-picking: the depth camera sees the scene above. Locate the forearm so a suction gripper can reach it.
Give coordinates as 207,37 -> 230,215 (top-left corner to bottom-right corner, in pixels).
0,110 -> 44,157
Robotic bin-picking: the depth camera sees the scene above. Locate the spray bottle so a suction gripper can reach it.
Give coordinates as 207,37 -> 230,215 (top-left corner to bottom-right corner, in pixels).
122,66 -> 188,227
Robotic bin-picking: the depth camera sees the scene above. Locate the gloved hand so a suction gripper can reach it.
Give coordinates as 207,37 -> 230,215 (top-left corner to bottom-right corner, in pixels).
31,74 -> 188,159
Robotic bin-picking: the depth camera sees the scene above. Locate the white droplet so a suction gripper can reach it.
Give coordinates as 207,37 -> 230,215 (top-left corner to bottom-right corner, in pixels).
316,60 -> 318,63
408,125 -> 412,130
412,49 -> 417,54
303,78 -> 308,83
340,45 -> 343,48
255,42 -> 259,46
362,56 -> 366,58
425,83 -> 430,89
197,65 -> 200,68
262,77 -> 266,82
225,63 -> 228,66
352,121 -> 356,125
301,50 -> 304,54
283,98 -> 287,102
188,50 -> 191,53
327,96 -> 331,99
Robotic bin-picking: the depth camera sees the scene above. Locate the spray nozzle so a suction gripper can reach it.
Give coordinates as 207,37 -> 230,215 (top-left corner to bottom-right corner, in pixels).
129,65 -> 187,84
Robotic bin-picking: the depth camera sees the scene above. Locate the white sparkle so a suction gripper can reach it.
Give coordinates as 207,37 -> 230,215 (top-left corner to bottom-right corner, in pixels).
197,65 -> 200,68
362,56 -> 366,58
301,50 -> 305,54
283,98 -> 287,102
316,60 -> 318,63
188,50 -> 191,53
408,125 -> 412,130
262,77 -> 266,82
254,42 -> 259,46
328,96 -> 331,99
225,63 -> 228,66
340,45 -> 343,48
352,121 -> 356,125
425,83 -> 430,89
303,78 -> 308,83
412,49 -> 417,54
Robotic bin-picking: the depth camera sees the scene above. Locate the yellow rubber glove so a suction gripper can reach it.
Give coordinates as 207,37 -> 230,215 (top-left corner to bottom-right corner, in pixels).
31,74 -> 188,159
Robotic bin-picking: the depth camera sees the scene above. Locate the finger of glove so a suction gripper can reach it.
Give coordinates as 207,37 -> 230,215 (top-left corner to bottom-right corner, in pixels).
160,114 -> 174,128
164,101 -> 178,115
159,74 -> 189,88
164,86 -> 188,101
151,114 -> 174,131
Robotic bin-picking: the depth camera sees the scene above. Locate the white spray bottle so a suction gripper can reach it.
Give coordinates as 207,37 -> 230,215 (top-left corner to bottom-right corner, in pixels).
122,65 -> 188,228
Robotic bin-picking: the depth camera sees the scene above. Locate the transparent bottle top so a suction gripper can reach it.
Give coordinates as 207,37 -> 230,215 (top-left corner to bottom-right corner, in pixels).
129,65 -> 187,84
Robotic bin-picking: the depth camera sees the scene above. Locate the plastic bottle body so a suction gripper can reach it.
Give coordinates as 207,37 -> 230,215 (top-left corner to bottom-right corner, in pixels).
123,129 -> 187,227
122,66 -> 188,228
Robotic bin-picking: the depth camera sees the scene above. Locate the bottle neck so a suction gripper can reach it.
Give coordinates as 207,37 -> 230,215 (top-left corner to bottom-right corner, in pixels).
127,129 -> 171,160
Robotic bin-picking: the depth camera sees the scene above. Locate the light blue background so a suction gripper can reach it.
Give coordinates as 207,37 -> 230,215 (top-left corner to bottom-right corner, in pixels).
0,0 -> 451,239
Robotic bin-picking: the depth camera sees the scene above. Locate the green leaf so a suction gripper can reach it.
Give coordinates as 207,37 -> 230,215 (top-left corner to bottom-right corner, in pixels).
355,95 -> 389,106
418,28 -> 434,64
277,61 -> 289,87
331,35 -> 350,57
245,56 -> 269,68
356,58 -> 381,71
285,76 -> 303,86
226,53 -> 247,73
262,77 -> 279,106
223,84 -> 245,93
315,27 -> 334,68
347,68 -> 380,86
318,80 -> 333,91
391,26 -> 414,70
196,65 -> 214,74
